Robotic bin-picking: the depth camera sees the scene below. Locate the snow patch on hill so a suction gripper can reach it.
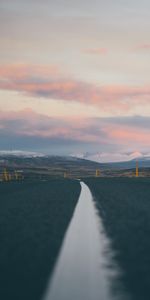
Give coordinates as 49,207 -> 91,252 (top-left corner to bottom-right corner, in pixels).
0,150 -> 45,157
71,152 -> 150,163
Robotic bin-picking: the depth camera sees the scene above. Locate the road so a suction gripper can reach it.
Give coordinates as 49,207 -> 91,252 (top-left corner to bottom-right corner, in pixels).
43,182 -> 121,300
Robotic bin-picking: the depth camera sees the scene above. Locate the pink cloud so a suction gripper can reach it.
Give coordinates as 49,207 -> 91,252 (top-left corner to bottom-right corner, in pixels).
106,125 -> 150,145
0,110 -> 101,142
0,64 -> 150,114
133,44 -> 150,51
0,110 -> 150,150
83,48 -> 108,55
0,63 -> 60,80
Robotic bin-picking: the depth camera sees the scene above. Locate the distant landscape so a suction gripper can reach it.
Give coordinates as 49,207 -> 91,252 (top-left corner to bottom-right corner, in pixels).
1,154 -> 150,300
0,153 -> 150,180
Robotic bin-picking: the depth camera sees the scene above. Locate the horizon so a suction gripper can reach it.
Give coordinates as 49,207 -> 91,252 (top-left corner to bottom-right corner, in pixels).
0,149 -> 150,164
0,1 -> 150,154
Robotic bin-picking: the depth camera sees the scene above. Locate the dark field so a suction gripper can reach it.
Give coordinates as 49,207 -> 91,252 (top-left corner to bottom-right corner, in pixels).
85,178 -> 150,300
0,179 -> 80,300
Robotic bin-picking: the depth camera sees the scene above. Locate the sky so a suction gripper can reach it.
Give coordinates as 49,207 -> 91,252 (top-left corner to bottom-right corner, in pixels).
0,0 -> 150,155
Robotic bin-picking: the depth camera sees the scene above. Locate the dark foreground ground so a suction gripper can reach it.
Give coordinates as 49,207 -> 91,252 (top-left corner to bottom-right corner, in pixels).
85,178 -> 150,300
0,179 -> 80,300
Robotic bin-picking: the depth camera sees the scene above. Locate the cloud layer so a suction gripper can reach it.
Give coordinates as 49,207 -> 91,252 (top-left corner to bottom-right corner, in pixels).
0,64 -> 150,116
0,109 -> 150,153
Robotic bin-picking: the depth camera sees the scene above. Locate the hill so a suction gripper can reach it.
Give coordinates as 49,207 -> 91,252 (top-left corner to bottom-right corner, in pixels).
0,154 -> 150,178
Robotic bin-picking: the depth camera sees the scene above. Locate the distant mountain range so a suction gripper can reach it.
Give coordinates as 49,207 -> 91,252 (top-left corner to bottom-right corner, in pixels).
1,150 -> 150,163
0,150 -> 150,170
0,150 -> 45,158
70,151 -> 150,170
71,151 -> 150,163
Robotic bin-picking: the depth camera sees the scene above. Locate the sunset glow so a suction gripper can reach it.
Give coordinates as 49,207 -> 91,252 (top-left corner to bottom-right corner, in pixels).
0,0 -> 150,155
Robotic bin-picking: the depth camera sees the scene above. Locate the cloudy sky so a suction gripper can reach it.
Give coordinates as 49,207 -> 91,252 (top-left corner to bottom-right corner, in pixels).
0,0 -> 150,155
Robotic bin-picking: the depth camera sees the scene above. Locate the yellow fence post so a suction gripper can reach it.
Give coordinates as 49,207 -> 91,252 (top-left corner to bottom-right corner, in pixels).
95,169 -> 100,177
64,172 -> 67,178
136,161 -> 139,177
3,169 -> 9,181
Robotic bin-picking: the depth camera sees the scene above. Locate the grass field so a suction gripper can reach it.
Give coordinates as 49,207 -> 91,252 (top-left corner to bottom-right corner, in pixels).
0,179 -> 81,300
85,178 -> 150,300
